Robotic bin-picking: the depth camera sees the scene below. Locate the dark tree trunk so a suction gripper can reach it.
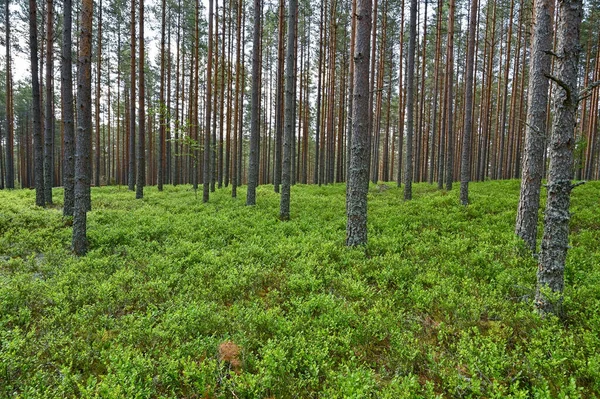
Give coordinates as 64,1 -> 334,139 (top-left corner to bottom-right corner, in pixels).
280,0 -> 297,221
94,0 -> 102,188
44,0 -> 54,204
204,0 -> 214,202
445,0 -> 455,191
346,0 -> 371,246
403,0 -> 417,200
274,0 -> 285,193
73,0 -> 93,256
459,0 -> 478,205
29,0 -> 45,207
5,0 -> 15,189
232,0 -> 242,198
536,0 -> 582,317
62,0 -> 75,215
128,0 -> 136,191
136,0 -> 145,199
246,0 -> 261,205
158,0 -> 166,191
516,0 -> 553,252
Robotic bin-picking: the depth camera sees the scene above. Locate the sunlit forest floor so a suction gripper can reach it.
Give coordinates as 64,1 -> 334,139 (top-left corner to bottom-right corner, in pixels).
1,180 -> 599,398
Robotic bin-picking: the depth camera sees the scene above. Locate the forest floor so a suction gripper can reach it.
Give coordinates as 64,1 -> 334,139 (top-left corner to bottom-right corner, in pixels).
1,180 -> 599,398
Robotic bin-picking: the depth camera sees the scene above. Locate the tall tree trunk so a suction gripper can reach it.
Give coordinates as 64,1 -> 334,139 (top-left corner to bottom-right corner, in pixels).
29,0 -> 45,207
403,0 -> 417,200
535,0 -> 583,316
429,0 -> 443,184
62,0 -> 75,215
314,2 -> 324,185
516,0 -> 553,251
445,0 -> 455,191
218,0 -> 226,189
5,0 -> 15,189
73,0 -> 93,255
44,0 -> 54,204
128,0 -> 136,191
536,0 -> 582,317
136,0 -> 145,199
274,0 -> 285,192
459,0 -> 478,205
246,0 -> 261,205
94,0 -> 102,188
280,0 -> 297,220
158,0 -> 167,191
232,0 -> 242,198
204,0 -> 214,201
346,0 -> 371,246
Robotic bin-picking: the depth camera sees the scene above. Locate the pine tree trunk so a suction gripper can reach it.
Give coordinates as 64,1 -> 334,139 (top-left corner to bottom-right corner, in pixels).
459,0 -> 478,205
536,0 -> 582,317
158,0 -> 167,191
246,0 -> 261,205
73,0 -> 93,255
62,0 -> 75,215
516,0 -> 553,252
444,0 -> 455,191
29,0 -> 45,207
44,0 -> 54,204
136,0 -> 145,199
5,0 -> 15,189
128,0 -> 136,191
280,0 -> 297,221
403,0 -> 417,200
346,0 -> 371,246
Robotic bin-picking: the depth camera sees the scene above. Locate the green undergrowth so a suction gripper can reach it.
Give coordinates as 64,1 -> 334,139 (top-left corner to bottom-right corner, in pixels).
0,180 -> 599,398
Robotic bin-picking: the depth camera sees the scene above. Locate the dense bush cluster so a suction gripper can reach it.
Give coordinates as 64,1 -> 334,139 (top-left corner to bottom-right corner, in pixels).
1,181 -> 599,397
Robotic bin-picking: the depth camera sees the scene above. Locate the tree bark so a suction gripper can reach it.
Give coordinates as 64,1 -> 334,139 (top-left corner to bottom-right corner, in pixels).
73,0 -> 93,255
459,0 -> 478,205
346,0 -> 371,246
516,0 -> 553,252
403,0 -> 417,200
62,0 -> 75,215
136,0 -> 145,199
29,0 -> 45,207
204,0 -> 214,202
246,0 -> 261,205
128,0 -> 136,191
5,0 -> 15,189
280,0 -> 297,220
44,0 -> 54,204
536,0 -> 582,317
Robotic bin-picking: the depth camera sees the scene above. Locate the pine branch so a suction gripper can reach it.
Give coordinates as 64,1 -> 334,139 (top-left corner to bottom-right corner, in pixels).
544,73 -> 572,103
577,80 -> 600,103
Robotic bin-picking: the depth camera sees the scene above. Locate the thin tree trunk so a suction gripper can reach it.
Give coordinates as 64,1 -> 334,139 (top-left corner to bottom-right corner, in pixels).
94,0 -> 102,188
62,0 -> 75,214
136,0 -> 145,199
158,0 -> 167,191
5,0 -> 15,189
29,0 -> 45,207
459,0 -> 478,205
403,0 -> 417,200
128,0 -> 136,191
280,0 -> 297,220
445,0 -> 455,191
44,0 -> 54,204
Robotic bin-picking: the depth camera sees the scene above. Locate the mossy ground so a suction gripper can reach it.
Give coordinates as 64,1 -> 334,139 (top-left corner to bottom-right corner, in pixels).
1,181 -> 599,398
